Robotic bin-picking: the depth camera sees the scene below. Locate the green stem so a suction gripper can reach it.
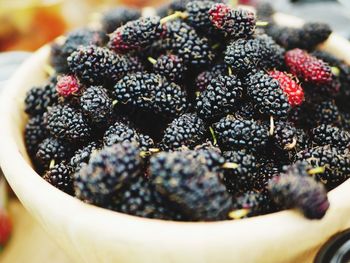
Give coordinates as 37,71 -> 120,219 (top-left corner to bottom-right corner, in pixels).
269,116 -> 275,136
160,11 -> 188,24
209,126 -> 217,145
49,159 -> 55,169
331,66 -> 340,77
222,162 -> 239,169
228,209 -> 250,219
148,57 -> 157,65
212,43 -> 220,50
228,66 -> 233,76
308,166 -> 326,175
256,21 -> 269,27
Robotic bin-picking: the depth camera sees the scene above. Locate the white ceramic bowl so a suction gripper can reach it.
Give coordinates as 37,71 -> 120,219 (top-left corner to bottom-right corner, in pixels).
1,13 -> 350,263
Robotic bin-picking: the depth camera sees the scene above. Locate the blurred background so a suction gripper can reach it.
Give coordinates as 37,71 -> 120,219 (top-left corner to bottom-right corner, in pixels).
0,0 -> 350,262
0,0 -> 350,53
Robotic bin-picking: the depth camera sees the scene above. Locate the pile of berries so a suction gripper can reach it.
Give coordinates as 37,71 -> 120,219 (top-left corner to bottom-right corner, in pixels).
23,1 -> 350,222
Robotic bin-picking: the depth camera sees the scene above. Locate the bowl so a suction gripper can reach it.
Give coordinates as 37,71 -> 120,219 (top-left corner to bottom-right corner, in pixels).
1,13 -> 350,263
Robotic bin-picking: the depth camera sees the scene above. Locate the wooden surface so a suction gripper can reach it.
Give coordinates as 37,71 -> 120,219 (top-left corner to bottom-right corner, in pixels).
0,200 -> 72,263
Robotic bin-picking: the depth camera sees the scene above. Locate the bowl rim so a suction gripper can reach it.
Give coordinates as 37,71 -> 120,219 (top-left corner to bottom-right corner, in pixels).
1,12 -> 350,253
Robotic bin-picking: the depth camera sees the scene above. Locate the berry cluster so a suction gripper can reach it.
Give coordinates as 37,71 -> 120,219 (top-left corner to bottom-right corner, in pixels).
23,2 -> 350,222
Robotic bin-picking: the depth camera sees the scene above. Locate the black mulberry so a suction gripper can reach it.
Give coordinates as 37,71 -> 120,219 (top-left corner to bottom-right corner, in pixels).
45,105 -> 91,143
160,113 -> 206,150
196,75 -> 243,120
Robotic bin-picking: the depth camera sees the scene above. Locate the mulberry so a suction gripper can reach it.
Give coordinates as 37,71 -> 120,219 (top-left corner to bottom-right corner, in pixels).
214,115 -> 269,153
150,151 -> 232,221
160,113 -> 206,150
196,75 -> 243,120
45,105 -> 91,143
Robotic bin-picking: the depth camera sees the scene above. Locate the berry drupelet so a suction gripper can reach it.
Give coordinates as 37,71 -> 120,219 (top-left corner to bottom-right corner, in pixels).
185,1 -> 214,30
232,102 -> 256,120
285,48 -> 333,85
80,86 -> 113,124
254,34 -> 285,70
150,151 -> 232,221
163,20 -> 214,67
266,22 -> 331,51
111,55 -> 144,82
112,175 -> 153,216
223,150 -> 257,193
36,137 -> 73,169
191,142 -> 225,172
269,70 -> 304,107
24,81 -> 58,117
160,113 -> 206,150
56,75 -> 81,97
25,115 -> 48,155
70,141 -> 102,171
112,175 -> 172,219
254,161 -> 281,191
268,166 -> 329,219
101,7 -> 141,33
103,121 -> 155,151
224,38 -> 259,73
311,50 -> 344,67
231,190 -> 277,218
167,0 -> 226,14
296,145 -> 350,188
314,100 -> 341,126
272,121 -> 299,151
114,72 -> 188,118
195,63 -> 227,92
43,162 -> 74,195
214,115 -> 269,153
196,75 -> 243,121
103,121 -> 139,146
109,16 -> 164,53
50,28 -> 108,73
311,124 -> 350,149
75,142 -> 143,201
45,105 -> 91,143
209,4 -> 256,39
149,54 -> 187,83
247,71 -> 291,118
224,35 -> 284,74
67,45 -> 116,85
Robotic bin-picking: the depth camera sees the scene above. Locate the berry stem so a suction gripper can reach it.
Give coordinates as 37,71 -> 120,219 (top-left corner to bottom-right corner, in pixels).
331,66 -> 340,77
308,166 -> 326,175
212,43 -> 221,50
222,162 -> 239,169
160,11 -> 189,24
256,21 -> 269,27
148,148 -> 160,153
209,126 -> 217,145
269,116 -> 275,136
147,57 -> 157,65
49,159 -> 55,169
140,148 -> 160,158
228,209 -> 250,219
228,66 -> 233,76
284,137 -> 297,150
